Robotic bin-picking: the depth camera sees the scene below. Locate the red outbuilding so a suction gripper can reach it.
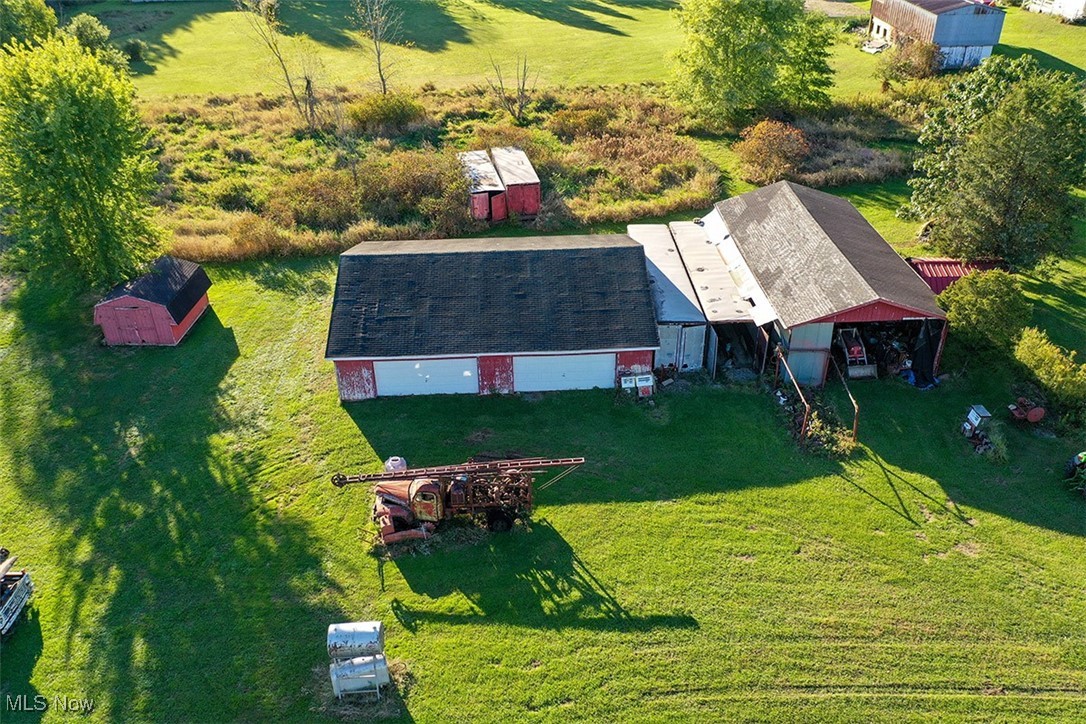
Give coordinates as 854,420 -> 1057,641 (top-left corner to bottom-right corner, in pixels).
491,146 -> 541,217
94,256 -> 212,346
458,150 -> 507,222
906,257 -> 1005,294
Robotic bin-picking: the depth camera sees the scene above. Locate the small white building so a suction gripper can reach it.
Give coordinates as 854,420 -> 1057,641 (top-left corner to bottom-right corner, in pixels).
1026,0 -> 1086,20
870,0 -> 1005,69
627,224 -> 708,372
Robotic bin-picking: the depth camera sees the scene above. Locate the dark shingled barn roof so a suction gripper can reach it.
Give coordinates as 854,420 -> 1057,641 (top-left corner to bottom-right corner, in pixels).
98,256 -> 212,324
325,235 -> 660,359
713,182 -> 944,328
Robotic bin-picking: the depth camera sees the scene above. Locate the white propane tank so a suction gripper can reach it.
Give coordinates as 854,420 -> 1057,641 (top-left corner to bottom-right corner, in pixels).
327,621 -> 385,660
384,456 -> 408,472
329,655 -> 391,698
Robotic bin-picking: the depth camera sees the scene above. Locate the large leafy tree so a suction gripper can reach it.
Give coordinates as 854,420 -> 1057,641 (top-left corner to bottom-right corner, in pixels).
0,0 -> 56,49
671,0 -> 834,127
0,36 -> 160,289
907,56 -> 1086,268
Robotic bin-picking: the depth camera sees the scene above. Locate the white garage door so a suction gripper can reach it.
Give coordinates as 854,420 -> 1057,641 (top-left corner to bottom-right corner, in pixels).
374,358 -> 480,396
513,354 -> 616,392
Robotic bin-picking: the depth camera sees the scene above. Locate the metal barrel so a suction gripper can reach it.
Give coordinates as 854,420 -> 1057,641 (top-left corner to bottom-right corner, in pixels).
329,655 -> 390,698
327,621 -> 384,660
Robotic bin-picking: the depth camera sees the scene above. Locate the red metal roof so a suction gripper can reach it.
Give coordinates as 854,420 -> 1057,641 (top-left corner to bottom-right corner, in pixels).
906,257 -> 1004,295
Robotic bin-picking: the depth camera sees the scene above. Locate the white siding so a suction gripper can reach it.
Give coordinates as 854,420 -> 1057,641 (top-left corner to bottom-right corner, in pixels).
681,325 -> 706,370
374,358 -> 480,396
657,325 -> 681,368
513,354 -> 616,392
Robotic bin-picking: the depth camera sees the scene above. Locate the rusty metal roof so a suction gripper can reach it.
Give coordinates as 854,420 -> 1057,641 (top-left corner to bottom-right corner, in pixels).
326,235 -> 659,359
711,182 -> 944,328
906,257 -> 1005,294
491,146 -> 540,186
626,224 -> 706,325
457,150 -> 505,194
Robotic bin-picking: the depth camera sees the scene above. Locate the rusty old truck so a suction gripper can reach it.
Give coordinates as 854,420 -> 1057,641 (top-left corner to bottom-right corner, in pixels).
331,457 -> 584,544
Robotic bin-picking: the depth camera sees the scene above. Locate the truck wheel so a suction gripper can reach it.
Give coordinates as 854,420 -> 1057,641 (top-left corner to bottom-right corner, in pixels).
487,510 -> 514,533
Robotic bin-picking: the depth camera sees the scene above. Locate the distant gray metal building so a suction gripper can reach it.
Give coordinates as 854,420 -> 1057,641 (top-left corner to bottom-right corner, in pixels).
870,0 -> 1005,69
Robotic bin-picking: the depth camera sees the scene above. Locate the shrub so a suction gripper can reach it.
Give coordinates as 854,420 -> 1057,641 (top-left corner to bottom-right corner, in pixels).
266,170 -> 359,231
1014,327 -> 1086,416
346,92 -> 427,136
227,213 -> 292,257
207,177 -> 261,212
937,270 -> 1031,351
546,109 -> 610,140
733,120 -> 810,185
877,40 -> 942,85
121,38 -> 148,62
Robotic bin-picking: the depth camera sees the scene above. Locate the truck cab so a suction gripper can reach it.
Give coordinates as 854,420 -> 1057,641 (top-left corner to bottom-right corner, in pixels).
409,478 -> 443,522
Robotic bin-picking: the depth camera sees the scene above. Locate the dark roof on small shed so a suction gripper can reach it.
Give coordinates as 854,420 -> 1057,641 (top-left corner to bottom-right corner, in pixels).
326,236 -> 660,359
712,182 -> 944,328
97,256 -> 212,324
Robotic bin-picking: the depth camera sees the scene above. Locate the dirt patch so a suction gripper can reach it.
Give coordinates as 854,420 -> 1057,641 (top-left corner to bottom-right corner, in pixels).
954,541 -> 980,557
310,659 -> 413,720
919,504 -> 935,523
734,554 -> 756,563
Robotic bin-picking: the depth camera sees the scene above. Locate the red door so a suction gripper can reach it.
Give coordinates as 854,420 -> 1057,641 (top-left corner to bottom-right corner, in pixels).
114,307 -> 156,345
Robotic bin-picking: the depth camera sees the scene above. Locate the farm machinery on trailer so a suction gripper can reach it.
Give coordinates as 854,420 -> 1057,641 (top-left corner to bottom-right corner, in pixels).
331,457 -> 584,544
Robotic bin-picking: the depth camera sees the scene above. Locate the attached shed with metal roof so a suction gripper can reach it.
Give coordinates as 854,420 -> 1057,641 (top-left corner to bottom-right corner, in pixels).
458,150 -> 507,222
906,257 -> 1005,294
699,182 -> 947,386
491,146 -> 542,217
870,0 -> 1004,69
325,235 -> 659,400
627,224 -> 708,371
94,256 -> 212,346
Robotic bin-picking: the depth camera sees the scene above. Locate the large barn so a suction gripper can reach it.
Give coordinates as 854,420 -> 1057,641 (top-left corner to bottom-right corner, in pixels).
325,236 -> 659,400
94,256 -> 212,346
698,182 -> 947,386
870,0 -> 1005,69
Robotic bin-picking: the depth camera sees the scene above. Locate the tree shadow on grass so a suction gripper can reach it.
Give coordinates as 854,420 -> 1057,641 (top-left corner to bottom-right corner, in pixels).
996,45 -> 1086,81
843,380 -> 1086,538
342,388 -> 841,507
480,0 -> 676,36
0,608 -> 44,724
387,519 -> 697,632
211,256 -> 336,298
0,281 -> 349,720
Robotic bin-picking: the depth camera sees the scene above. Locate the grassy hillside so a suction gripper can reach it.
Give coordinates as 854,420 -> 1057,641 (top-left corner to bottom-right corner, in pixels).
87,2 -> 1084,97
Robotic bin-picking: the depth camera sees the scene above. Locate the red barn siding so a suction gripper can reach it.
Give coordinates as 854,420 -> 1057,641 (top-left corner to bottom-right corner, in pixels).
616,350 -> 654,375
809,300 -> 946,325
470,193 -> 489,221
478,355 -> 514,394
490,192 -> 508,221
171,293 -> 210,343
907,257 -> 1004,294
506,184 -> 541,216
95,296 -> 176,346
335,360 -> 377,401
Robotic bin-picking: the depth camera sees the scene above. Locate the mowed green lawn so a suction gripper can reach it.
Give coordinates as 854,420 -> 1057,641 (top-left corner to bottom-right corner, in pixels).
89,1 -> 1085,97
2,214 -> 1085,720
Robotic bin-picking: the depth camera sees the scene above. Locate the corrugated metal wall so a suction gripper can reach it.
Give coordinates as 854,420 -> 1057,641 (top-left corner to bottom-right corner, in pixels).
872,0 -> 937,42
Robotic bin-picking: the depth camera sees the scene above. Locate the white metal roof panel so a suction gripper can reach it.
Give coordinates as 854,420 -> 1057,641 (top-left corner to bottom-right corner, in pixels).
491,146 -> 540,186
457,150 -> 505,193
668,221 -> 754,324
626,224 -> 706,324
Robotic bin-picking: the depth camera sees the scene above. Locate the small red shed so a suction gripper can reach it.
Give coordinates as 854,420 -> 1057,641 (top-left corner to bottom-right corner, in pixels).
491,146 -> 541,217
906,257 -> 1005,294
458,150 -> 507,222
94,256 -> 212,346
